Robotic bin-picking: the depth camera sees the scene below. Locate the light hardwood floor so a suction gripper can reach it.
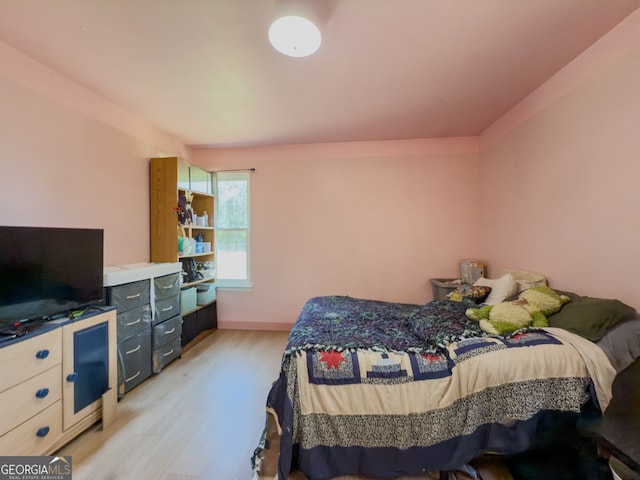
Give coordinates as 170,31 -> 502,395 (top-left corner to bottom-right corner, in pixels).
58,329 -> 290,480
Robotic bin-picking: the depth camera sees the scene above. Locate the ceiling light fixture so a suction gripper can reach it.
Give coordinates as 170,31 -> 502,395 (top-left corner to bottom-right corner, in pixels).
268,15 -> 321,58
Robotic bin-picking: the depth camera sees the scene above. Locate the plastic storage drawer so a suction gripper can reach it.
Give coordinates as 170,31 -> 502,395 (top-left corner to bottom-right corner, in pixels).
153,337 -> 181,373
152,315 -> 182,349
106,280 -> 150,312
154,273 -> 181,300
119,330 -> 152,393
154,296 -> 180,325
430,278 -> 459,301
116,304 -> 151,342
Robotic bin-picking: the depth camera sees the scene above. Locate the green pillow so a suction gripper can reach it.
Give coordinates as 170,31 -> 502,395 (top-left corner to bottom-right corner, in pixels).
548,295 -> 637,341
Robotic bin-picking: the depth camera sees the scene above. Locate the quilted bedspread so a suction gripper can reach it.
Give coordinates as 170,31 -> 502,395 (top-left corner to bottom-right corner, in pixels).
284,295 -> 484,355
262,296 -> 616,480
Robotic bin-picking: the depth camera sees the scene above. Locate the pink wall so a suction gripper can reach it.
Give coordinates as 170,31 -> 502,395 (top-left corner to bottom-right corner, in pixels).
193,139 -> 482,328
0,42 -> 192,267
478,10 -> 640,310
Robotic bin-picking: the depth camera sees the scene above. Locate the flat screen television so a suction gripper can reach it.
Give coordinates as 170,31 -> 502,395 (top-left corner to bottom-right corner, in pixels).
0,226 -> 104,330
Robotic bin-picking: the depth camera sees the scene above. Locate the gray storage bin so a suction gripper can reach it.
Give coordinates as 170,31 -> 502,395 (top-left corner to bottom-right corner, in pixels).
154,296 -> 180,325
154,273 -> 181,300
116,304 -> 152,342
107,279 -> 150,312
119,330 -> 152,393
153,337 -> 181,373
430,278 -> 460,301
152,315 -> 182,349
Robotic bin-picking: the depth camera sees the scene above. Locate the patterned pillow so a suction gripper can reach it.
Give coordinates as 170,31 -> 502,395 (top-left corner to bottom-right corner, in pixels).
446,285 -> 492,304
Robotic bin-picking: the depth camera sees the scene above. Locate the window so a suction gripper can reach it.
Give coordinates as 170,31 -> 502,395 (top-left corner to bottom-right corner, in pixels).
214,171 -> 251,287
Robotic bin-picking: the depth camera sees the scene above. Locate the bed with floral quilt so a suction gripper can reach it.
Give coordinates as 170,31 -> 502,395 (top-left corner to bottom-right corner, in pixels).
255,295 -> 618,480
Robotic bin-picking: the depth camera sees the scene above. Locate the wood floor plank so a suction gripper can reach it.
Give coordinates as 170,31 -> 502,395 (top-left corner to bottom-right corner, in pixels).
58,329 -> 289,480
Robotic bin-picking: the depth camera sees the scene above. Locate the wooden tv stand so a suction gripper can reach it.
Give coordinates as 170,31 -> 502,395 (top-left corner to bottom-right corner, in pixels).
0,309 -> 117,455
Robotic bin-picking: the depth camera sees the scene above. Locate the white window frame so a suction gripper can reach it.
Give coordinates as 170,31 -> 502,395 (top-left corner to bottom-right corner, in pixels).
214,171 -> 251,288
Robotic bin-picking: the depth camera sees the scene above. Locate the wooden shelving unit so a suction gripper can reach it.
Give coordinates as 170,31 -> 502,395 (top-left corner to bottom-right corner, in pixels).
150,156 -> 215,270
149,157 -> 217,339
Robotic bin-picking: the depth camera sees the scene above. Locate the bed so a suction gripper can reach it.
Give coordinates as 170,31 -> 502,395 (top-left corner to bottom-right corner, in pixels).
255,290 -> 640,480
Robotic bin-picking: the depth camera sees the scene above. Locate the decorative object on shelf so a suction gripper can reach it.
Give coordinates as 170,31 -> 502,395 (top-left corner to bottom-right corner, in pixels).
194,233 -> 205,254
185,191 -> 194,224
176,191 -> 195,226
177,193 -> 187,224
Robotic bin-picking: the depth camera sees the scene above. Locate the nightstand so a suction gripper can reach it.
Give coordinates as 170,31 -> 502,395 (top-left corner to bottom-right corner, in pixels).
429,278 -> 462,301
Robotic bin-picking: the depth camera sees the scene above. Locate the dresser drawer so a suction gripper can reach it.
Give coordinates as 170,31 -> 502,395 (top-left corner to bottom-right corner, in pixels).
0,365 -> 62,435
107,280 -> 150,312
117,304 -> 152,342
152,315 -> 182,349
154,273 -> 181,301
0,401 -> 62,456
0,329 -> 62,393
152,337 -> 181,373
119,331 -> 151,392
153,295 -> 180,325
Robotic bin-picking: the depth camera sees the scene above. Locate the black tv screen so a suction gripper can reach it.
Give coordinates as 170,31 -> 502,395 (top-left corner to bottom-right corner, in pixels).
0,226 -> 104,327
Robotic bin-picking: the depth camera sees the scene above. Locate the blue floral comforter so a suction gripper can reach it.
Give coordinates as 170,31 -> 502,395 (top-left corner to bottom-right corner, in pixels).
284,295 -> 483,356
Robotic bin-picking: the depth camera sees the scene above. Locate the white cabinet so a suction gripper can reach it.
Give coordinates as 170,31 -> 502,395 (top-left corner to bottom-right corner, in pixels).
0,328 -> 63,455
0,310 -> 117,455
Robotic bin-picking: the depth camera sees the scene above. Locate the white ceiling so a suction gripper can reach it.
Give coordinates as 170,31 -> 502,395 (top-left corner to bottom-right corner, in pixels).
0,0 -> 638,148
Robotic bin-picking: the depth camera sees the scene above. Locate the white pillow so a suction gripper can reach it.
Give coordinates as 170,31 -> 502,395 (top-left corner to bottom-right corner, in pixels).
501,269 -> 547,293
473,274 -> 517,305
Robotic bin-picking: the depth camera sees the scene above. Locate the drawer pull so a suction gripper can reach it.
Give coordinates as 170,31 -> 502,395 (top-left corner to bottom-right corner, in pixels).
164,328 -> 176,335
35,349 -> 50,359
35,388 -> 50,398
126,371 -> 141,383
161,306 -> 173,312
126,293 -> 141,300
162,285 -> 173,290
163,348 -> 174,357
125,344 -> 141,355
125,318 -> 141,327
36,426 -> 50,437
66,372 -> 78,383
